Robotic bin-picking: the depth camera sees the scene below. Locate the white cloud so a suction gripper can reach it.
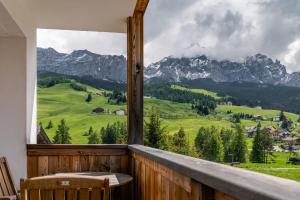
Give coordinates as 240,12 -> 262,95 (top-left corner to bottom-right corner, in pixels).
37,0 -> 300,72
37,29 -> 126,56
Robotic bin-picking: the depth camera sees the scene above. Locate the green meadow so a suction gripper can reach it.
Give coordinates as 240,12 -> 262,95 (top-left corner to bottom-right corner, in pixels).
38,82 -> 295,144
38,82 -> 300,181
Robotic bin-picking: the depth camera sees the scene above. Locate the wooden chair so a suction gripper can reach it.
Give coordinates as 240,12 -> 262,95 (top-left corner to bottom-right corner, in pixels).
0,157 -> 18,200
20,175 -> 109,200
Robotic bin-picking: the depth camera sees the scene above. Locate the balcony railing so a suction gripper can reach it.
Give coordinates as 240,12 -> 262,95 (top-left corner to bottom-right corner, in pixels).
27,144 -> 300,200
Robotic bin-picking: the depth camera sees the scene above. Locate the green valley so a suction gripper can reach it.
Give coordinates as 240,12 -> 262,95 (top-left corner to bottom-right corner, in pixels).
37,79 -> 300,181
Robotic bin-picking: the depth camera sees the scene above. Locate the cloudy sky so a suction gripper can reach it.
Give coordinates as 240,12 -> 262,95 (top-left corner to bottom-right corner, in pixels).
37,0 -> 300,72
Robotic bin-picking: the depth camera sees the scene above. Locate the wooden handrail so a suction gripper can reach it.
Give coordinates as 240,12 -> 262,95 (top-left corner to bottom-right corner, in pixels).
129,144 -> 300,200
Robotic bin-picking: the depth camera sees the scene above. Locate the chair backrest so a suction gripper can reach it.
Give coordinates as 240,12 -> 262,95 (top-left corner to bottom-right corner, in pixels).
0,157 -> 17,197
20,175 -> 109,200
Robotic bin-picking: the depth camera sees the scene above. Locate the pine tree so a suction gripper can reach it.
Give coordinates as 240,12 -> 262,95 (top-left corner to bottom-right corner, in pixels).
231,125 -> 247,163
53,119 -> 71,144
279,111 -> 285,121
281,117 -> 289,130
172,127 -> 189,155
195,126 -> 223,162
194,127 -> 208,154
101,124 -> 117,144
144,107 -> 167,149
116,121 -> 127,144
46,120 -> 53,129
86,93 -> 92,103
220,128 -> 234,162
250,123 -> 264,163
205,126 -> 224,162
261,128 -> 273,163
88,126 -> 100,144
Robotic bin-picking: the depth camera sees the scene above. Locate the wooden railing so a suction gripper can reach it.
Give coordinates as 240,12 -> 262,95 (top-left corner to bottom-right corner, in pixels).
27,144 -> 300,200
27,144 -> 130,199
129,145 -> 300,200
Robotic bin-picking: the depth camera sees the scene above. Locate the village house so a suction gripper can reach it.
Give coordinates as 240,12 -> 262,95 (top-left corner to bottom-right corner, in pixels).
282,137 -> 300,145
113,109 -> 127,116
252,115 -> 264,121
273,116 -> 280,122
245,125 -> 277,138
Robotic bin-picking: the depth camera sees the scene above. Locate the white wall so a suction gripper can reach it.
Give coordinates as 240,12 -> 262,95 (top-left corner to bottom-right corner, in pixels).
0,36 -> 27,185
26,30 -> 37,144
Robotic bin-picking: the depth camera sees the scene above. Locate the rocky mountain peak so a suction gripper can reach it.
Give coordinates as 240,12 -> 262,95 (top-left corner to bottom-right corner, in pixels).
37,47 -> 300,87
37,48 -> 126,82
145,54 -> 299,87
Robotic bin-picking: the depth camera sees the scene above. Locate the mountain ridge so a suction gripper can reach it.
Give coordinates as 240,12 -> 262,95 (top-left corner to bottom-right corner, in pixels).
37,47 -> 300,87
145,54 -> 300,87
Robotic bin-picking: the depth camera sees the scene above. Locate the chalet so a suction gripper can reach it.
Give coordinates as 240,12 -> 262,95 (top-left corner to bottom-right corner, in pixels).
245,126 -> 257,137
113,109 -> 126,116
252,115 -> 264,121
278,131 -> 291,138
245,125 -> 277,138
282,137 -> 300,145
92,107 -> 105,114
273,116 -> 281,122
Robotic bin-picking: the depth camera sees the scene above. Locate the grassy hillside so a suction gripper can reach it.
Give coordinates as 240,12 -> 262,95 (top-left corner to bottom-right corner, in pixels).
38,81 -> 300,181
38,81 -> 298,144
38,83 -> 126,143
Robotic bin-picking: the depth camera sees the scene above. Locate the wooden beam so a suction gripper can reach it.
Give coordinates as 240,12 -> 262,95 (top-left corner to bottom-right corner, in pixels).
127,10 -> 144,144
135,0 -> 149,13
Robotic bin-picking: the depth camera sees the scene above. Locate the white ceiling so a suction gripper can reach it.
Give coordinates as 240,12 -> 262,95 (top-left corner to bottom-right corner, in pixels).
0,2 -> 24,37
26,0 -> 137,33
1,0 -> 137,35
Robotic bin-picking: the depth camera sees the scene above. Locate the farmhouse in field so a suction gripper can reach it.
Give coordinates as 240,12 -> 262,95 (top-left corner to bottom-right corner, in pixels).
282,137 -> 300,145
113,109 -> 127,116
273,116 -> 280,122
245,125 -> 277,138
92,107 -> 105,114
252,115 -> 264,121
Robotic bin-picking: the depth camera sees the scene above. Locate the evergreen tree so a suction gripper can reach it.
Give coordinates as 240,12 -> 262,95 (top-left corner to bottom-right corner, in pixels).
53,119 -> 71,144
205,126 -> 224,162
231,125 -> 247,163
101,124 -> 117,144
98,121 -> 127,144
220,128 -> 234,162
281,118 -> 289,130
250,123 -> 264,163
195,126 -> 223,162
46,120 -> 53,129
279,111 -> 285,121
172,127 -> 189,155
194,127 -> 208,154
297,115 -> 300,123
87,126 -> 100,144
144,107 -> 167,149
115,121 -> 127,144
261,128 -> 274,163
86,93 -> 92,103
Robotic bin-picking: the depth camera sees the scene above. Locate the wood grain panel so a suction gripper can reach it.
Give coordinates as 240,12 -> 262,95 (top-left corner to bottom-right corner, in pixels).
27,145 -> 129,200
131,151 -> 237,200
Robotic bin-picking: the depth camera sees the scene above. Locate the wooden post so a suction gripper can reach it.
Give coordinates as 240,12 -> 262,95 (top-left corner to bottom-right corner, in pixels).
127,11 -> 145,144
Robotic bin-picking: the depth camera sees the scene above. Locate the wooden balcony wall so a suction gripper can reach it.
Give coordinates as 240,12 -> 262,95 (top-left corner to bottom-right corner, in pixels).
27,145 -> 129,177
129,147 -> 234,200
27,145 -> 130,199
129,145 -> 300,200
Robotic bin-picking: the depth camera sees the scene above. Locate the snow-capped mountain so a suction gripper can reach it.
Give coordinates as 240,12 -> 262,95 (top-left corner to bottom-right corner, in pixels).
145,54 -> 300,87
38,48 -> 300,87
37,48 -> 126,82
